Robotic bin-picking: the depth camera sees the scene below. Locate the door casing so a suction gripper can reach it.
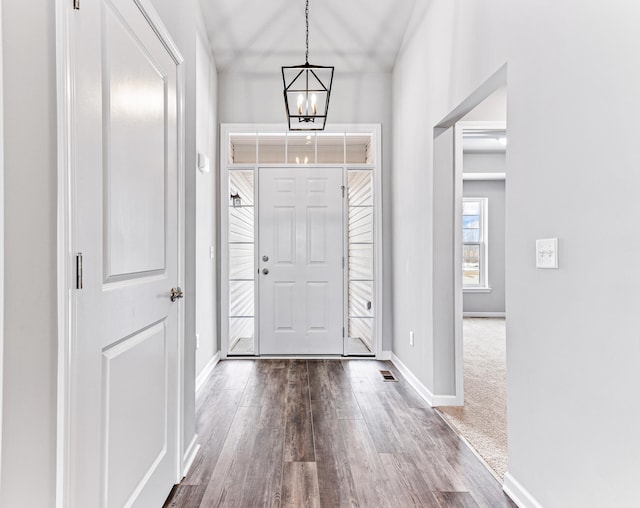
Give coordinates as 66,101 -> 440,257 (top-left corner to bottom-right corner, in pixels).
220,124 -> 383,359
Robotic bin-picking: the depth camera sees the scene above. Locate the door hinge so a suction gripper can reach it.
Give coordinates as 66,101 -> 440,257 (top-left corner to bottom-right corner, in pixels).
341,185 -> 345,198
342,327 -> 345,338
73,0 -> 80,9
76,252 -> 83,289
342,256 -> 345,268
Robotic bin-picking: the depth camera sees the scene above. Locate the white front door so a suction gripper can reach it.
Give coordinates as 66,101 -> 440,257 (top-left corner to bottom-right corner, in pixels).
258,167 -> 344,355
70,1 -> 181,506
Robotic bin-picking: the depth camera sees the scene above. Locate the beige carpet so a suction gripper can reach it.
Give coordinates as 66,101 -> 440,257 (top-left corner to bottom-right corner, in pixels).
436,317 -> 508,479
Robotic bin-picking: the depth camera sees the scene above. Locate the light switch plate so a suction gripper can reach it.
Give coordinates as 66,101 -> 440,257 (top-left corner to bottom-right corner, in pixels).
536,238 -> 558,269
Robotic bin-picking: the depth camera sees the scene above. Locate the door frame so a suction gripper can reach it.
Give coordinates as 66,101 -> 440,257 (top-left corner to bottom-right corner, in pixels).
55,0 -> 186,505
0,3 -> 4,485
431,65 -> 507,406
220,124 -> 383,359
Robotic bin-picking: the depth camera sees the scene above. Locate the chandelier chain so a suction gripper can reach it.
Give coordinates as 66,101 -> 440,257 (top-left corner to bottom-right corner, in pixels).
305,0 -> 309,63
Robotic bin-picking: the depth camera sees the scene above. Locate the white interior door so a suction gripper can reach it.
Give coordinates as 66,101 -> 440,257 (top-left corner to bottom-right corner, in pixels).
70,1 -> 181,506
259,167 -> 344,355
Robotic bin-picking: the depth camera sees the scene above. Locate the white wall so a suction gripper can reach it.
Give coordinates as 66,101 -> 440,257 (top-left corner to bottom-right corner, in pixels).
1,1 -> 58,506
392,1 -> 640,506
195,19 -> 218,378
218,70 -> 394,351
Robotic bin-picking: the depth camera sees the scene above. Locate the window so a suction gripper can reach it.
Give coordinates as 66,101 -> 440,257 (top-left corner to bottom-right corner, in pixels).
463,198 -> 488,288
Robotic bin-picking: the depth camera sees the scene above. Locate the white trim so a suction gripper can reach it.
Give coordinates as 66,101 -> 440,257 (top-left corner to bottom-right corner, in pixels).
463,311 -> 506,318
463,287 -> 492,293
391,353 -> 435,406
55,0 -> 74,504
463,172 -> 506,181
0,2 -> 4,486
195,352 -> 220,393
56,0 -> 186,503
453,123 -> 465,406
378,350 -> 392,361
391,353 -> 465,408
181,435 -> 200,479
503,473 -> 543,508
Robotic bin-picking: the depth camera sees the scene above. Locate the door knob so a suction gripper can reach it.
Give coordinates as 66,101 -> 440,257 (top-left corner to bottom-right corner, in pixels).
262,268 -> 269,275
170,287 -> 184,302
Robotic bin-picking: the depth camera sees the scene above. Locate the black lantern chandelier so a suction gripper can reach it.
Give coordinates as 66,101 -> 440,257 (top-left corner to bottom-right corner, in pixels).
282,0 -> 334,130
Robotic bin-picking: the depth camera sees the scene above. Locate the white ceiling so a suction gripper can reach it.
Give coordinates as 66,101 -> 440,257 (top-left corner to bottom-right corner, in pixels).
199,0 -> 419,73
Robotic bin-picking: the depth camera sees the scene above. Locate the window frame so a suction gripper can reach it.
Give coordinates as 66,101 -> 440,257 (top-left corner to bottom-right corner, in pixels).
462,197 -> 489,291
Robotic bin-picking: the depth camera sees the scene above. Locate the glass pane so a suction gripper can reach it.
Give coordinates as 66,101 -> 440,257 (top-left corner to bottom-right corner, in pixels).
463,271 -> 480,285
346,133 -> 373,163
287,133 -> 315,164
463,215 -> 480,229
229,133 -> 257,163
349,243 -> 373,280
463,229 -> 480,242
317,133 -> 345,163
348,318 -> 374,354
229,280 -> 254,317
229,170 -> 254,206
348,171 -> 373,206
229,317 -> 254,355
229,243 -> 254,280
349,281 -> 373,317
349,206 -> 373,244
463,244 -> 480,258
463,257 -> 480,268
229,206 -> 254,243
463,200 -> 481,215
258,134 -> 286,164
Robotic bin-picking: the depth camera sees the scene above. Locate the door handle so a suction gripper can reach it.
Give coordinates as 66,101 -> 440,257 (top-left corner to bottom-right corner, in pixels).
170,287 -> 184,302
262,268 -> 269,275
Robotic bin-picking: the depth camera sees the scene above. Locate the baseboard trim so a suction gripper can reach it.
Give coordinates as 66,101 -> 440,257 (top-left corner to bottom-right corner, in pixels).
182,434 -> 200,479
503,473 -> 543,508
378,350 -> 392,360
195,351 -> 220,393
463,312 -> 506,318
391,353 -> 435,406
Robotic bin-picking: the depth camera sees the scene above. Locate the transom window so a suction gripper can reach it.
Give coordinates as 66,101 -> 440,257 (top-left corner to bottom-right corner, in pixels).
463,197 -> 488,288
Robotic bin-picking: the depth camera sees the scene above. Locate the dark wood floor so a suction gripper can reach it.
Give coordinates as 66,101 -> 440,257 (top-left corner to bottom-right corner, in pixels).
164,359 -> 515,508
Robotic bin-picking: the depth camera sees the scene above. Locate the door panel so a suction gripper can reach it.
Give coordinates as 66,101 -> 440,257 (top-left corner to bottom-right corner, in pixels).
102,321 -> 168,508
104,2 -> 167,279
259,167 -> 344,355
71,0 -> 180,506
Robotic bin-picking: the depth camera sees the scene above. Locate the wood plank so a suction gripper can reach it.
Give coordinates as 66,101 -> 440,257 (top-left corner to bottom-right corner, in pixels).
283,361 -> 315,462
197,405 -> 262,506
282,462 -> 321,508
307,360 -> 362,419
339,418 -> 390,507
162,485 -> 206,508
238,425 -> 284,507
433,491 -> 480,508
353,390 -> 406,453
182,388 -> 243,486
378,453 -> 441,507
